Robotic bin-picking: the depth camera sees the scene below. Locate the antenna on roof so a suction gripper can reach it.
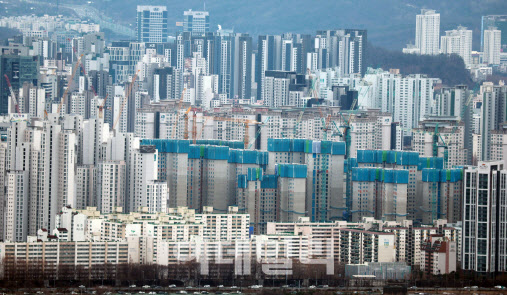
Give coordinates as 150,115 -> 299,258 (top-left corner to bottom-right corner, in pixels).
203,1 -> 206,11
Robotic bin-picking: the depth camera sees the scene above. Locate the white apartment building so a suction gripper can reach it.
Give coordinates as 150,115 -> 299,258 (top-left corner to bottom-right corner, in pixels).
18,83 -> 46,119
96,161 -> 127,214
415,9 -> 440,55
440,26 -> 473,66
483,27 -> 501,65
129,145 -> 160,213
4,171 -> 29,242
379,73 -> 441,134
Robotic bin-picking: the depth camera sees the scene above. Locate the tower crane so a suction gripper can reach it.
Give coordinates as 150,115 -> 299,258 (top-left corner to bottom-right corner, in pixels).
172,88 -> 186,138
248,116 -> 271,149
113,70 -> 140,130
4,75 -> 21,115
69,38 -> 99,97
183,106 -> 192,140
98,93 -> 109,119
206,116 -> 262,148
192,111 -> 197,144
57,54 -> 84,115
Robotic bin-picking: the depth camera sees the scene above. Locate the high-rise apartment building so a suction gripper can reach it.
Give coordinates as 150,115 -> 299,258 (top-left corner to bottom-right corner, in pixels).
463,161 -> 507,272
153,67 -> 183,101
440,26 -> 472,66
379,73 -> 441,136
136,6 -> 168,43
419,168 -> 463,224
96,161 -> 127,214
129,145 -> 165,213
480,83 -> 507,161
263,71 -> 306,107
483,27 -> 501,65
415,9 -> 440,55
481,15 -> 507,50
351,167 -> 409,222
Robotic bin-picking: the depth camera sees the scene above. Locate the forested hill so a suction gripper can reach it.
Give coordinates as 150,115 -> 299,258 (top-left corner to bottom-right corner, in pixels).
365,44 -> 475,87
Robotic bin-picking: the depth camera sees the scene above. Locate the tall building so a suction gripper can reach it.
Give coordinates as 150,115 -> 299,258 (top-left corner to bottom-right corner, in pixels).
483,27 -> 501,65
419,168 -> 463,224
481,15 -> 507,50
463,161 -> 507,272
96,161 -> 127,214
315,29 -> 368,75
129,145 -> 165,213
480,83 -> 507,161
263,71 -> 306,107
183,10 -> 210,36
153,67 -> 183,101
379,73 -> 441,135
415,9 -> 440,55
351,168 -> 409,222
440,26 -> 473,66
256,35 -> 277,102
412,117 -> 467,168
136,6 -> 168,43
212,32 -> 253,99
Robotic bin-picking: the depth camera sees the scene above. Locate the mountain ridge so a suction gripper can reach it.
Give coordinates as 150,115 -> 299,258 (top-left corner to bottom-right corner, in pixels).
57,0 -> 506,50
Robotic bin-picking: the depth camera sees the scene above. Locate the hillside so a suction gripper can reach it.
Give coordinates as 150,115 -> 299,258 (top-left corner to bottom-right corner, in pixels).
365,44 -> 475,87
34,0 -> 507,50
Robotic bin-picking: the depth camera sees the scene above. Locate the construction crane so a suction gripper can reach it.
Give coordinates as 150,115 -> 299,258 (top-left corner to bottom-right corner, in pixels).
69,38 -> 99,98
196,116 -> 211,141
248,116 -> 271,149
307,68 -> 319,98
172,88 -> 186,139
57,54 -> 84,115
70,38 -> 110,120
208,116 -> 262,148
98,93 -> 109,119
113,70 -> 140,131
183,106 -> 192,140
192,111 -> 197,144
4,74 -> 21,115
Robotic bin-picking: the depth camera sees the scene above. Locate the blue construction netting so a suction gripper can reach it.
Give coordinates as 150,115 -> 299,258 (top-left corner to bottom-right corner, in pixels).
351,167 -> 377,182
268,138 -> 345,155
323,141 -> 346,155
261,175 -> 278,189
267,138 -> 306,152
205,145 -> 229,160
237,175 -> 248,188
351,167 -> 409,184
393,151 -> 419,166
195,139 -> 244,149
276,163 -> 308,178
345,158 -> 358,173
247,167 -> 264,181
422,168 -> 463,183
141,139 -> 190,153
188,145 -> 202,159
357,150 -> 419,166
421,168 -> 440,182
187,145 -> 229,160
418,157 -> 445,170
382,169 -> 409,184
228,149 -> 269,165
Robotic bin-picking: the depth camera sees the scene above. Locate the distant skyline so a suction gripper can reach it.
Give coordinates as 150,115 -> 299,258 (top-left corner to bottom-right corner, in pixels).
66,0 -> 507,50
